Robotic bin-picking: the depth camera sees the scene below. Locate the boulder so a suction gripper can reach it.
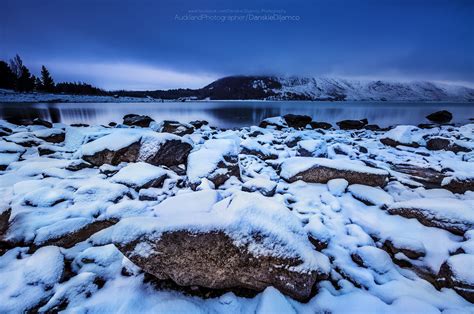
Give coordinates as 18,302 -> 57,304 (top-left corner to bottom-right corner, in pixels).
391,164 -> 446,189
387,199 -> 474,236
351,246 -> 393,274
426,110 -> 452,124
123,114 -> 154,127
382,237 -> 426,260
81,130 -> 192,167
309,121 -> 332,130
426,137 -> 470,153
34,129 -> 65,143
113,192 -> 330,302
280,157 -> 388,187
297,140 -> 327,157
240,139 -> 278,160
242,178 -> 277,196
336,119 -> 368,130
437,254 -> 474,302
7,118 -> 53,128
283,114 -> 312,129
33,219 -> 118,250
442,178 -> 474,194
380,125 -> 421,148
259,117 -> 288,130
110,162 -> 169,190
187,139 -> 240,188
0,208 -> 11,235
159,120 -> 194,136
189,120 -> 209,129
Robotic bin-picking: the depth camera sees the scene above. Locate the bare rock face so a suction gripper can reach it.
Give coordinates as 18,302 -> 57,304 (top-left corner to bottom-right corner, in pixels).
0,208 -> 11,236
141,140 -> 192,167
426,110 -> 452,124
382,237 -> 426,260
123,114 -> 155,127
336,119 -> 368,130
36,130 -> 66,143
436,254 -> 474,302
387,199 -> 474,236
116,230 -> 322,302
159,120 -> 194,136
283,114 -> 312,129
380,137 -> 420,148
280,157 -> 388,187
309,121 -> 332,130
33,219 -> 117,250
426,137 -> 470,153
82,142 -> 141,166
442,178 -> 474,194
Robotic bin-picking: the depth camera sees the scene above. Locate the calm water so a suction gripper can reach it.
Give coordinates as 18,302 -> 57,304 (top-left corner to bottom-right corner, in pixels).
0,101 -> 472,128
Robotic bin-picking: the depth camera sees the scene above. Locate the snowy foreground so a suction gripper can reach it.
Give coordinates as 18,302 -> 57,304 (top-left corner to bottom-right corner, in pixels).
0,114 -> 474,313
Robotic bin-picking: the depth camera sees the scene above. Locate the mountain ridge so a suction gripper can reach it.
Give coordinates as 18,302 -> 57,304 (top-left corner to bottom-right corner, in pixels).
116,75 -> 474,101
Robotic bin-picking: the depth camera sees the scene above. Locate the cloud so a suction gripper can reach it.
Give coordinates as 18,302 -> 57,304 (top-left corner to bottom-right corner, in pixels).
38,61 -> 219,90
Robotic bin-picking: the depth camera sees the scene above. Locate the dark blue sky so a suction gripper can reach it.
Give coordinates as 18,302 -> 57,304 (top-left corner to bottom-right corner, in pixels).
1,0 -> 473,90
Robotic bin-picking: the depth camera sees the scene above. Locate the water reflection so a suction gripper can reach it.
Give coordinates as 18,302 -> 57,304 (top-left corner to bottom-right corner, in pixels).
0,101 -> 472,128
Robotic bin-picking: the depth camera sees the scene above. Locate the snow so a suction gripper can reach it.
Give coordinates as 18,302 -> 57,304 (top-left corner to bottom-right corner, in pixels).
388,198 -> 474,227
110,162 -> 168,188
1,117 -> 474,312
381,125 -> 422,145
297,139 -> 327,156
327,178 -> 348,196
348,184 -> 394,206
113,191 -> 330,273
445,254 -> 474,284
280,157 -> 388,180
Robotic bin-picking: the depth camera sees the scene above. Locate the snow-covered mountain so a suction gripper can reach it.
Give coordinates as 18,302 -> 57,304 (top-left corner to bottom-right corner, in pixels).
201,76 -> 474,101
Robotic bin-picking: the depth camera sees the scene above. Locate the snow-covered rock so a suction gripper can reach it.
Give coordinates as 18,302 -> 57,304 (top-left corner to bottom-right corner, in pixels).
280,157 -> 389,187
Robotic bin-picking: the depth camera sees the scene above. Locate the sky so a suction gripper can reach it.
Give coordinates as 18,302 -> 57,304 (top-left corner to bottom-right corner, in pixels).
1,0 -> 473,90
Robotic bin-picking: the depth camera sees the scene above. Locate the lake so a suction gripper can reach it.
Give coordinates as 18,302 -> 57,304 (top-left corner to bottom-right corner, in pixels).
0,101 -> 472,128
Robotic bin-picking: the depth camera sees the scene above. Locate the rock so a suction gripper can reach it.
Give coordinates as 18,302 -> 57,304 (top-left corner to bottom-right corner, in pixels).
65,160 -> 93,171
283,114 -> 312,129
280,157 -> 388,187
426,137 -> 450,150
187,139 -> 240,188
242,178 -> 277,196
426,110 -> 452,124
123,114 -> 154,127
81,131 -> 192,167
34,129 -> 66,143
259,117 -> 287,130
437,254 -> 474,302
240,139 -> 278,160
364,124 -> 382,131
387,199 -> 474,236
418,123 -> 436,129
297,140 -> 327,157
159,120 -> 194,136
391,164 -> 446,189
309,121 -> 332,130
442,178 -> 474,194
113,192 -> 330,302
382,237 -> 426,260
189,120 -> 209,129
327,178 -> 348,196
0,208 -> 11,235
71,123 -> 89,127
83,141 -> 141,166
348,184 -> 394,206
380,137 -> 420,148
380,125 -> 421,148
351,246 -> 392,274
336,119 -> 368,130
110,162 -> 169,190
426,137 -> 470,153
34,219 -> 117,250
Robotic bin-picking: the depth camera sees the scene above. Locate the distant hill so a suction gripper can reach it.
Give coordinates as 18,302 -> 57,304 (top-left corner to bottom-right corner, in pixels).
116,76 -> 474,101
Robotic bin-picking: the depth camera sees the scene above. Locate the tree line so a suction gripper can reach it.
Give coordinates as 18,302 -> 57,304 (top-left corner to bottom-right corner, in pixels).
0,54 -> 106,95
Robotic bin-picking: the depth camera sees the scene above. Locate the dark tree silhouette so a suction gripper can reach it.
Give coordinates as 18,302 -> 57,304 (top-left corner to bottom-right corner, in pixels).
0,61 -> 16,89
16,65 -> 35,92
40,65 -> 55,92
9,54 -> 23,78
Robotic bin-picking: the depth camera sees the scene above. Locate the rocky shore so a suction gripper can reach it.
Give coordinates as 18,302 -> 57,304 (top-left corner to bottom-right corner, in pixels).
0,111 -> 473,312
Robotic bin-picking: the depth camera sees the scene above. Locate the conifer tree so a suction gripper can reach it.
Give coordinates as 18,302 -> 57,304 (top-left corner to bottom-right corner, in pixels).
40,65 -> 55,92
